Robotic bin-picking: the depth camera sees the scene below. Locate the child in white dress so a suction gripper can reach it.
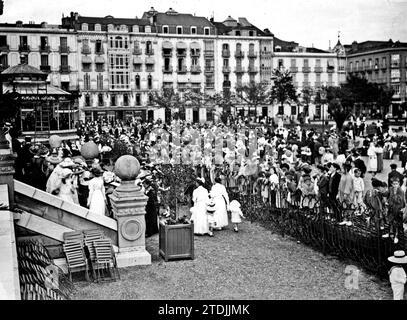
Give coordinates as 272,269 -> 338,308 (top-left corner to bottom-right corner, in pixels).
388,251 -> 407,300
229,199 -> 245,232
206,193 -> 216,237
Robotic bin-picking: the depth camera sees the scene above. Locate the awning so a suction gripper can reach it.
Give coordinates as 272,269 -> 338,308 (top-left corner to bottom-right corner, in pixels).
145,57 -> 155,64
162,41 -> 173,49
82,56 -> 92,64
95,56 -> 105,64
190,42 -> 200,49
133,57 -> 143,64
176,42 -> 187,49
327,60 -> 334,67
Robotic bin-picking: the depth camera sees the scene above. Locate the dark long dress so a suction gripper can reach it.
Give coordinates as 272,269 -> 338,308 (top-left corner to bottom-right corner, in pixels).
145,187 -> 159,237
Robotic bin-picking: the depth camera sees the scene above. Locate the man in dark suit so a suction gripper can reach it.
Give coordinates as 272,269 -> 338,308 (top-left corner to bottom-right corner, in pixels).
317,164 -> 330,217
328,163 -> 342,221
388,163 -> 404,187
353,151 -> 367,178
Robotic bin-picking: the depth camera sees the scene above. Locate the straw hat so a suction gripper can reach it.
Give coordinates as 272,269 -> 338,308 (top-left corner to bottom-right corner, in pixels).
388,251 -> 407,264
45,150 -> 63,165
59,157 -> 77,168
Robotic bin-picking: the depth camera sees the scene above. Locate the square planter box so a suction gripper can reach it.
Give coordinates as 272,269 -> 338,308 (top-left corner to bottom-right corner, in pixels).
159,221 -> 194,261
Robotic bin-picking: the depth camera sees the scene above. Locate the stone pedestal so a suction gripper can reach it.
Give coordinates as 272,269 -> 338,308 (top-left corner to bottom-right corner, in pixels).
0,134 -> 15,209
109,155 -> 151,268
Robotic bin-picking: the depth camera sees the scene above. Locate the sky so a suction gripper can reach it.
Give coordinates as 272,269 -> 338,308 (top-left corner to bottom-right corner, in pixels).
1,0 -> 406,50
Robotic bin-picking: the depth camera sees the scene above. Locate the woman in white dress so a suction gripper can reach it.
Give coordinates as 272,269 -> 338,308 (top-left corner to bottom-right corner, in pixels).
210,177 -> 230,230
57,168 -> 79,205
190,177 -> 210,235
87,166 -> 106,216
367,142 -> 378,175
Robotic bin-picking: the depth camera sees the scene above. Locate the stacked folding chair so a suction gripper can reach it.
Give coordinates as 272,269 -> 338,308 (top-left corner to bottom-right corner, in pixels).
62,232 -> 90,282
83,229 -> 103,280
93,239 -> 120,282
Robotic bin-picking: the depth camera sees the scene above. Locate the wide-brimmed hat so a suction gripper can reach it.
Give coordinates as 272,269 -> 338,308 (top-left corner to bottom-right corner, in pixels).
388,251 -> 407,264
59,157 -> 77,168
45,153 -> 63,165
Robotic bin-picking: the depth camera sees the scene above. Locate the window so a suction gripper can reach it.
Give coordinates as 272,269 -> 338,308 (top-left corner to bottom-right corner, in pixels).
315,59 -> 321,67
356,61 -> 359,70
40,36 -> 48,50
0,35 -> 7,47
109,36 -> 128,49
278,59 -> 284,70
40,55 -> 48,67
20,36 -> 28,46
223,59 -> 229,67
328,73 -> 333,85
0,54 -> 8,69
148,94 -> 153,104
177,26 -> 183,34
222,43 -> 229,50
374,58 -> 379,69
97,74 -> 103,90
147,75 -> 153,89
111,95 -> 116,106
61,55 -> 68,66
361,60 -> 365,69
98,94 -> 104,106
249,74 -> 255,83
135,75 -> 140,89
123,94 -> 129,106
303,59 -> 309,67
291,105 -> 297,115
95,62 -> 104,72
392,84 -> 400,95
316,73 -> 321,84
84,74 -> 90,90
95,24 -> 101,32
235,30 -> 241,36
236,74 -> 242,87
382,57 -> 386,68
163,26 -> 169,34
109,54 -> 130,69
110,71 -> 130,90
391,69 -> 400,82
85,95 -> 91,106
60,37 -> 67,47
191,57 -> 199,66
249,30 -> 254,36
349,62 -> 353,71
164,58 -> 171,71
290,59 -> 296,67
368,59 -> 372,67
135,94 -> 141,105
95,40 -> 103,54
191,26 -> 197,35
146,41 -> 153,54
303,73 -> 309,84
204,27 -> 210,35
224,74 -> 229,81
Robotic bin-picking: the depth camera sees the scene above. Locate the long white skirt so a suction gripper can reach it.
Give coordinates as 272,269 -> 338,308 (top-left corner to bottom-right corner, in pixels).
89,190 -> 106,216
190,202 -> 209,235
213,196 -> 229,228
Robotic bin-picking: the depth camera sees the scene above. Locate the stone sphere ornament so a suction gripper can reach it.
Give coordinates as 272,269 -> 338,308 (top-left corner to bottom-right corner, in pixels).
80,141 -> 99,159
49,135 -> 62,148
114,155 -> 140,181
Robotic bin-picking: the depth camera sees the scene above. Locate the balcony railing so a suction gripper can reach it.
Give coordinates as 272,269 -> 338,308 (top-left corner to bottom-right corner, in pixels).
81,46 -> 91,54
234,51 -> 245,58
248,51 -> 257,58
260,51 -> 272,57
39,65 -> 51,73
145,49 -> 154,55
190,65 -> 201,73
18,44 -> 30,52
190,50 -> 200,57
204,66 -> 214,73
223,81 -> 231,87
290,66 -> 298,73
39,45 -> 51,53
146,67 -> 155,72
248,66 -> 258,73
222,49 -> 230,57
177,67 -> 188,74
82,66 -> 92,72
0,45 -> 10,52
314,66 -> 323,73
59,65 -> 71,73
162,51 -> 173,57
234,66 -> 245,73
302,66 -> 311,73
59,46 -> 70,54
163,67 -> 173,73
176,51 -> 187,57
95,66 -> 105,72
222,66 -> 231,73
327,67 -> 335,73
133,48 -> 142,55
205,82 -> 215,88
204,50 -> 214,57
95,48 -> 105,55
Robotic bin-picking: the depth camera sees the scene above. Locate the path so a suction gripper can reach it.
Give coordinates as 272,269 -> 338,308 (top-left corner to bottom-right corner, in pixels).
72,219 -> 392,300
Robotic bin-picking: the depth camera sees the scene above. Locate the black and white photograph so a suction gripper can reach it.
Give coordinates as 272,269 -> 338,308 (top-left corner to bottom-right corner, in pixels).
0,0 -> 406,307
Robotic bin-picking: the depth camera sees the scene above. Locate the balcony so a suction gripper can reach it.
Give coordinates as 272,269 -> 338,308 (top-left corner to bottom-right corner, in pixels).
205,82 -> 215,89
145,49 -> 154,56
59,46 -> 70,54
176,50 -> 187,57
204,50 -> 214,57
366,65 -> 373,73
162,50 -> 172,57
222,49 -> 230,58
59,65 -> 71,73
133,48 -> 142,55
314,66 -> 323,73
234,66 -> 245,73
18,44 -> 30,52
248,51 -> 257,58
146,67 -> 155,72
177,66 -> 188,74
95,66 -> 105,72
302,81 -> 310,88
223,81 -> 231,88
82,65 -> 92,72
0,45 -> 9,52
163,66 -> 173,73
222,66 -> 231,73
204,66 -> 214,73
327,67 -> 335,73
260,51 -> 272,58
381,64 -> 387,70
234,51 -> 245,58
290,66 -> 298,73
39,65 -> 51,73
190,65 -> 201,73
302,66 -> 311,73
314,81 -> 322,88
81,46 -> 91,54
248,66 -> 258,73
39,45 -> 51,53
190,50 -> 200,57
95,48 -> 105,55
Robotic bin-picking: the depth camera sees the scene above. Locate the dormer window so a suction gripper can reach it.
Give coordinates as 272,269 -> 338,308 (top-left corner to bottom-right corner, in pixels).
145,25 -> 151,33
177,26 -> 183,34
82,23 -> 88,31
191,26 -> 197,35
204,27 -> 210,35
275,45 -> 281,52
249,31 -> 254,36
235,30 -> 241,36
132,25 -> 139,33
163,26 -> 169,34
95,24 -> 101,32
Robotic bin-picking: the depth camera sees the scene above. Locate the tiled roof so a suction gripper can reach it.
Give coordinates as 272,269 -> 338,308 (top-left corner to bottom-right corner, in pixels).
146,12 -> 213,27
1,64 -> 46,76
212,21 -> 271,37
306,47 -> 329,53
76,16 -> 150,26
346,40 -> 407,54
273,36 -> 299,52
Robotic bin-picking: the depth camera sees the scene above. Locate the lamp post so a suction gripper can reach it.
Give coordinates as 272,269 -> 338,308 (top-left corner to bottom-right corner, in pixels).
321,88 -> 327,144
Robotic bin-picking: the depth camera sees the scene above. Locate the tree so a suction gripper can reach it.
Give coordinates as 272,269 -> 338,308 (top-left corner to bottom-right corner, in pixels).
207,91 -> 237,124
235,82 -> 269,118
150,88 -> 182,123
301,87 -> 313,116
269,69 -> 298,115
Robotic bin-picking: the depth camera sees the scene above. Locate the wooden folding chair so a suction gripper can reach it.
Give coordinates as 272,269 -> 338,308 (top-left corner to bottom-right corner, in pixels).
63,231 -> 84,246
83,229 -> 104,280
62,240 -> 90,282
93,239 -> 120,282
